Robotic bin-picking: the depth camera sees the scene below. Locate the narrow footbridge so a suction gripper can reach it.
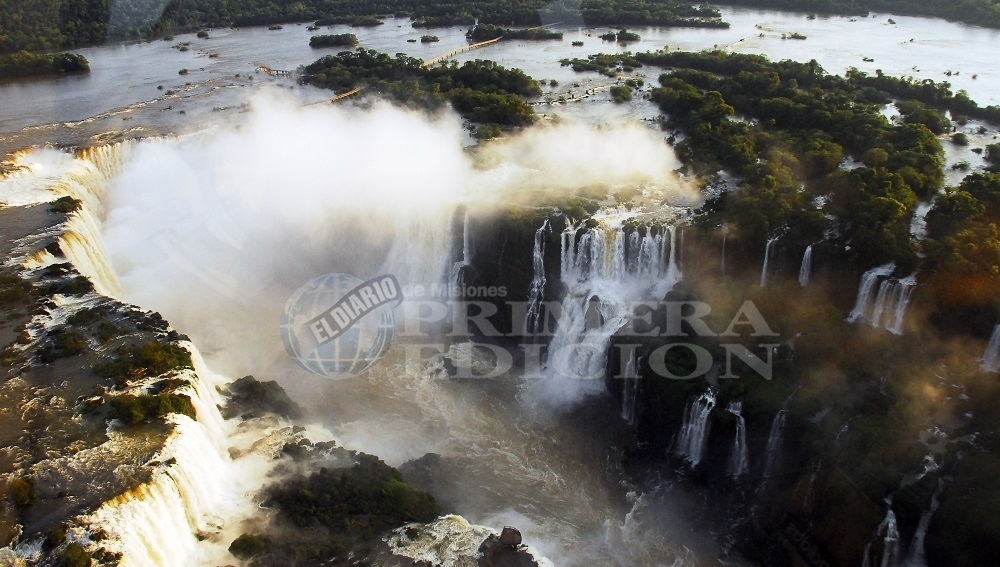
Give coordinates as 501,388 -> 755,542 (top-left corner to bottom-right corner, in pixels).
422,37 -> 502,67
255,65 -> 293,77
303,87 -> 362,106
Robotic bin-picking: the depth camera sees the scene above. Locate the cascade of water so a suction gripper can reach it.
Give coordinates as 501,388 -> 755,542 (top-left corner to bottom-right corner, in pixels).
875,502 -> 902,567
798,245 -> 813,287
451,210 -> 473,288
620,355 -> 641,427
720,230 -> 727,275
678,228 -> 684,272
675,391 -> 716,466
847,263 -> 896,323
802,461 -> 820,511
59,213 -> 123,297
905,478 -> 943,567
886,276 -> 916,335
761,409 -> 787,480
870,279 -> 895,328
525,219 -> 550,335
981,324 -> 1000,373
532,223 -> 682,407
760,237 -> 778,287
21,144 -> 277,566
726,402 -> 749,477
857,271 -> 916,334
665,226 -> 681,286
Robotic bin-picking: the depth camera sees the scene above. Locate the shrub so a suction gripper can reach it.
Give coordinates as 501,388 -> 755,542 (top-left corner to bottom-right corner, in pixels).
610,85 -> 632,103
309,34 -> 358,48
223,375 -> 303,420
56,542 -> 91,567
94,340 -> 193,385
49,196 -> 81,213
38,328 -> 88,362
350,16 -> 383,27
267,453 -> 439,537
229,534 -> 267,559
420,35 -> 439,43
47,276 -> 94,296
985,143 -> 1000,167
953,132 -> 970,146
8,476 -> 32,507
616,29 -> 640,42
0,273 -> 31,307
196,30 -> 210,39
107,393 -> 196,425
474,123 -> 502,140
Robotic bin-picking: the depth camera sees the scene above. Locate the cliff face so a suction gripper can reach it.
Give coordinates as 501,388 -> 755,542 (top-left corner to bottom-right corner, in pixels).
0,150 -> 547,567
455,208 -> 994,567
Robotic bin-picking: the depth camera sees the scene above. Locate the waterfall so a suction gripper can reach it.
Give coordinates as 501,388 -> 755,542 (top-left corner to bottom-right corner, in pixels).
873,501 -> 902,567
981,324 -> 1000,373
665,226 -> 681,285
847,263 -> 896,323
798,245 -> 813,287
59,214 -> 123,297
530,222 -> 682,407
621,355 -> 642,427
726,402 -> 748,477
760,237 -> 778,287
6,145 -> 285,567
802,461 -> 820,511
678,228 -> 684,272
451,210 -> 473,288
720,230 -> 727,275
905,479 -> 943,567
848,263 -> 895,322
85,415 -> 231,567
886,276 -> 916,334
761,409 -> 787,481
869,276 -> 916,334
525,219 -> 550,335
675,391 -> 716,466
0,144 -> 126,296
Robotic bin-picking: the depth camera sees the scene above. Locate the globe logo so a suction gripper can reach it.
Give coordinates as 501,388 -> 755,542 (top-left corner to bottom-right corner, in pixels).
280,273 -> 401,377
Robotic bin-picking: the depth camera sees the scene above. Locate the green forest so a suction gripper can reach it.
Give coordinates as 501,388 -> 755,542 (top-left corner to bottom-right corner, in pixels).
559,47 -> 1000,565
723,0 -> 1000,28
3,0 -> 997,79
300,49 -> 540,130
0,1 -> 726,55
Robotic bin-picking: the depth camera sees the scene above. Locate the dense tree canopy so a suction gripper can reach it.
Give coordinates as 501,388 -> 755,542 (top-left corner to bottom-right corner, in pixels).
723,0 -> 1000,29
0,0 -> 727,54
300,49 -> 539,127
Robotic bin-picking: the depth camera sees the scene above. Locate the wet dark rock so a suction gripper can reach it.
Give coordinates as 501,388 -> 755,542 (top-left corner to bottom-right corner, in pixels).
478,526 -> 538,567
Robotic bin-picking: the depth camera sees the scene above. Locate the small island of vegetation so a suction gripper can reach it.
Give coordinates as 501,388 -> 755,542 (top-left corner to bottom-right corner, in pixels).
309,33 -> 359,48
300,48 -> 540,129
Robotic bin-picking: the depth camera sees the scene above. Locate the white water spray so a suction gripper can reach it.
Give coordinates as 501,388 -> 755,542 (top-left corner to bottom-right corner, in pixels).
675,390 -> 716,466
451,209 -> 474,288
760,237 -> 778,287
525,219 -> 550,335
847,263 -> 896,324
530,222 -> 682,408
620,355 -> 642,427
761,409 -> 787,482
727,402 -> 749,477
720,229 -> 727,275
981,324 -> 1000,373
798,245 -> 813,287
